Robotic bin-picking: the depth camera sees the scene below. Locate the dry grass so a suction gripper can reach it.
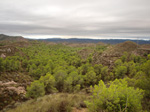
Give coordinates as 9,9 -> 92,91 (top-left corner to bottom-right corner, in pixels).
6,93 -> 89,112
72,107 -> 88,112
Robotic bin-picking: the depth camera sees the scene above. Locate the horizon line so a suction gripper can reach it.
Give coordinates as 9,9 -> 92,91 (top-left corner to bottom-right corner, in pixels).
26,37 -> 150,41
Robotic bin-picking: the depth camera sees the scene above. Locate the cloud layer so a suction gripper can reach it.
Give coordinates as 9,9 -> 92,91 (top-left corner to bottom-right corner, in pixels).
0,0 -> 150,39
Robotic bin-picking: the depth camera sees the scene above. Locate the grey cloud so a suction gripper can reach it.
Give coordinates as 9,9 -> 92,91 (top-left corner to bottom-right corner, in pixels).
0,0 -> 150,39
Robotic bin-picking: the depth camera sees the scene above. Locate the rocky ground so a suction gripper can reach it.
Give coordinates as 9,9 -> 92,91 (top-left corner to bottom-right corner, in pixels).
0,81 -> 27,110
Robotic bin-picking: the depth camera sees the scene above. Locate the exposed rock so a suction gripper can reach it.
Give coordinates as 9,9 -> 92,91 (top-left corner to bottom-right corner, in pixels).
6,86 -> 26,95
1,81 -> 17,87
7,48 -> 11,52
0,53 -> 6,58
0,81 -> 27,110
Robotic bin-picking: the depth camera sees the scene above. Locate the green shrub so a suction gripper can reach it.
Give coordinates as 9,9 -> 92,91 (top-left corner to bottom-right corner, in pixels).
101,66 -> 109,81
142,60 -> 150,77
39,72 -> 57,94
0,57 -> 4,71
114,65 -> 127,78
121,52 -> 128,62
84,70 -> 97,86
26,81 -> 45,99
148,54 -> 150,60
54,70 -> 67,92
114,59 -> 123,67
64,71 -> 83,92
85,79 -> 144,112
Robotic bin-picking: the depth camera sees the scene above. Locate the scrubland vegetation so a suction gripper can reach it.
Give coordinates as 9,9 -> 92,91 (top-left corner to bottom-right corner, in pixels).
7,93 -> 88,112
0,40 -> 150,112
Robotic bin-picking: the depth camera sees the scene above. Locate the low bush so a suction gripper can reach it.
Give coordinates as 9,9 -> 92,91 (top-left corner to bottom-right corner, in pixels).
85,79 -> 144,112
7,93 -> 88,112
26,80 -> 45,99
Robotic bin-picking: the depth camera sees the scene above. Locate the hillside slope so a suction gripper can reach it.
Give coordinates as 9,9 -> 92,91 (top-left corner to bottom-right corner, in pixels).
0,34 -> 27,42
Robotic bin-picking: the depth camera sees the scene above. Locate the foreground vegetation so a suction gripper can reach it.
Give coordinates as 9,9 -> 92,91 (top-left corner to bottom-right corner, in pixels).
0,40 -> 150,112
7,93 -> 88,112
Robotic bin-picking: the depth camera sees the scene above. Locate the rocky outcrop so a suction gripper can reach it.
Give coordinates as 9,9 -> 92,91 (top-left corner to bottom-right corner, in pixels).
0,53 -> 6,58
0,81 -> 26,110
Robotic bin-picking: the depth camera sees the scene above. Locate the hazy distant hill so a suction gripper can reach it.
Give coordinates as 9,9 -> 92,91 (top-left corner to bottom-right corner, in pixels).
0,34 -> 27,41
39,38 -> 150,44
0,34 -> 149,44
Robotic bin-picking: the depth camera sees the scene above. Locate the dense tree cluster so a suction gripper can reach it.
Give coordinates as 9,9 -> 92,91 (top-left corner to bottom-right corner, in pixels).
1,41 -> 150,111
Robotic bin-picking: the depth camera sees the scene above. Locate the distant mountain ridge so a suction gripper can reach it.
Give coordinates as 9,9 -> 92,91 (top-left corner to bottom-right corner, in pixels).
0,34 -> 149,44
0,34 -> 27,41
39,38 -> 150,44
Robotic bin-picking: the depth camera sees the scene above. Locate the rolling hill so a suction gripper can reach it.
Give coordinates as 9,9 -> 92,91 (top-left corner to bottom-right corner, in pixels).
0,34 -> 27,42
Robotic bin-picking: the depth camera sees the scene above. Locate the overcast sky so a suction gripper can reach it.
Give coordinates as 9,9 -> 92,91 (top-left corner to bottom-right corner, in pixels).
0,0 -> 150,39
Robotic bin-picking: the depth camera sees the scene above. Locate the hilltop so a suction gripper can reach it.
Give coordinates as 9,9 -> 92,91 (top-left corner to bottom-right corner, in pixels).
0,34 -> 27,42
